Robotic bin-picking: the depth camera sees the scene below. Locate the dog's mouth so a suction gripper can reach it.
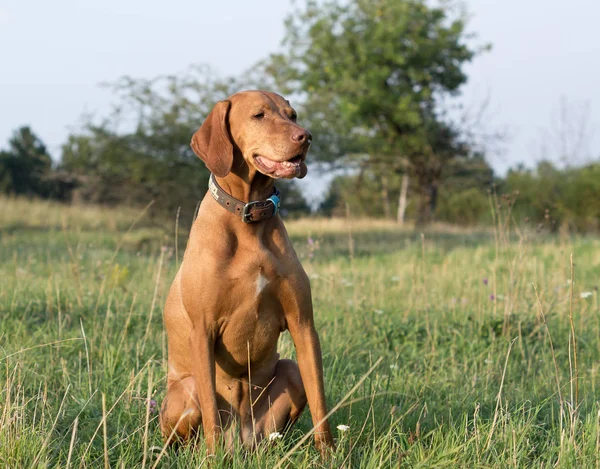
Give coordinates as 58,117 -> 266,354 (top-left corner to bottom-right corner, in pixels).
253,154 -> 307,179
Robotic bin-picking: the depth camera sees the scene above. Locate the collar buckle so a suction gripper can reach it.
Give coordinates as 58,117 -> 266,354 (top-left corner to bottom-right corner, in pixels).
241,197 -> 279,223
209,174 -> 281,223
241,201 -> 261,223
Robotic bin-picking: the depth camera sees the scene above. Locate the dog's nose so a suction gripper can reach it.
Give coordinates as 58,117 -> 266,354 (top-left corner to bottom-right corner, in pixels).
292,129 -> 312,144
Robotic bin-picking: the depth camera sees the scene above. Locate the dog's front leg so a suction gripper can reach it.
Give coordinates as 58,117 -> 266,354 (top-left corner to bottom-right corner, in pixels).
190,326 -> 221,455
287,309 -> 335,455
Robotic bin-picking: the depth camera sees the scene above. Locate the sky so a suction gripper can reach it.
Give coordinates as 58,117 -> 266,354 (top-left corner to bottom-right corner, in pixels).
1,0 -> 599,191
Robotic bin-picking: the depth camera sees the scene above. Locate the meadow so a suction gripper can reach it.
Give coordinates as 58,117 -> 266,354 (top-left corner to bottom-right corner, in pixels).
1,195 -> 600,468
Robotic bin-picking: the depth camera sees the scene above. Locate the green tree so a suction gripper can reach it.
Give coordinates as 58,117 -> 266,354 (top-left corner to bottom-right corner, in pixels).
0,126 -> 53,196
60,65 -> 312,222
505,161 -> 600,233
318,152 -> 495,224
60,66 -> 237,221
267,0 -> 488,224
277,180 -> 312,218
318,170 -> 405,218
435,152 -> 495,225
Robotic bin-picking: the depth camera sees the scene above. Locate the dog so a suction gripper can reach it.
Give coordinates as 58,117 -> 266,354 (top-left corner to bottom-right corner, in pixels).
159,90 -> 334,456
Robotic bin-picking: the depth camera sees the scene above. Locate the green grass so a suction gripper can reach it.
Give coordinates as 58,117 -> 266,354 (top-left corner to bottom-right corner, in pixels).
1,195 -> 600,468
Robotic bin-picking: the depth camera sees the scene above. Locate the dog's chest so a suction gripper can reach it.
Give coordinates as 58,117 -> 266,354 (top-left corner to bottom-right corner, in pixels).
215,278 -> 286,373
255,272 -> 269,298
213,256 -> 298,368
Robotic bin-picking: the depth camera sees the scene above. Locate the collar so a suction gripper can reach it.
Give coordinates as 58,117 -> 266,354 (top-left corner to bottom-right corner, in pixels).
208,174 -> 281,223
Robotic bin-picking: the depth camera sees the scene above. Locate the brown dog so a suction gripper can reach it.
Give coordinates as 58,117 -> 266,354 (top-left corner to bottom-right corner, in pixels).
159,90 -> 334,456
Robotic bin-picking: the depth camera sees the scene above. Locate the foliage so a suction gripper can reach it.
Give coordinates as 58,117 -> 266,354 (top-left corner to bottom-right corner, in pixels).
435,187 -> 490,225
319,153 -> 495,224
505,161 -> 600,232
0,126 -> 55,197
434,152 -> 496,225
58,66 -> 311,223
2,2 -> 599,231
267,0 -> 488,224
276,179 -> 312,218
60,66 -> 233,222
319,171 -> 406,218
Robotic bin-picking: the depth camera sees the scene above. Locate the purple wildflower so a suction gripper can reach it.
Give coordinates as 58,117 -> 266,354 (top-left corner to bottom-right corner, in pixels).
490,294 -> 495,301
307,237 -> 314,246
148,399 -> 157,414
483,278 -> 488,285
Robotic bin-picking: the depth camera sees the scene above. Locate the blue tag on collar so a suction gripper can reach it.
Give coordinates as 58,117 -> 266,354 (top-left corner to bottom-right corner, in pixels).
267,194 -> 280,215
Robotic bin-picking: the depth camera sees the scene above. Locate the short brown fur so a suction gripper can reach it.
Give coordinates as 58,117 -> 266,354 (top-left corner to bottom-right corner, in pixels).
159,90 -> 334,456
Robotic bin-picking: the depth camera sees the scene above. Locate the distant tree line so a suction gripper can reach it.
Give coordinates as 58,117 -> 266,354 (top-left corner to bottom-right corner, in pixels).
1,0 -> 598,231
0,69 -> 311,225
0,127 -> 75,200
317,159 -> 600,231
2,122 -> 598,232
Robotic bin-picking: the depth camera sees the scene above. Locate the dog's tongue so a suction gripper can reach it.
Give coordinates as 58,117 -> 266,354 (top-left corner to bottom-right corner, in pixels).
255,156 -> 277,170
255,155 -> 307,179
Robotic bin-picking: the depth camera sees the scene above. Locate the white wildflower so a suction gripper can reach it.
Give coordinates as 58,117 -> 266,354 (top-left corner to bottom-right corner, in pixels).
269,432 -> 282,441
374,309 -> 384,315
580,291 -> 593,299
337,424 -> 350,432
390,276 -> 400,282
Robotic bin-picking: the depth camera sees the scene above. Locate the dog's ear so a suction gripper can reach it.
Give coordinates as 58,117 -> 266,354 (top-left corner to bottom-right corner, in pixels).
191,100 -> 233,177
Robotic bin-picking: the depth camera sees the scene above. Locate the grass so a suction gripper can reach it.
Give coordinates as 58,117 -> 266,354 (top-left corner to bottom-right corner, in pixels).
1,194 -> 600,468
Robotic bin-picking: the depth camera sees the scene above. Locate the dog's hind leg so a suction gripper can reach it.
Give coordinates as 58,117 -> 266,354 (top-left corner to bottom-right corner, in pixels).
249,359 -> 307,444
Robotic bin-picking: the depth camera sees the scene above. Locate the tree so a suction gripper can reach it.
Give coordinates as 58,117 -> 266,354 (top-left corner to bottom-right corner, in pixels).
267,0 -> 488,224
435,153 -> 496,225
0,126 -> 53,196
504,161 -> 600,233
60,66 -> 238,220
318,170 -> 407,218
277,179 -> 312,218
317,152 -> 495,224
60,65 -> 312,222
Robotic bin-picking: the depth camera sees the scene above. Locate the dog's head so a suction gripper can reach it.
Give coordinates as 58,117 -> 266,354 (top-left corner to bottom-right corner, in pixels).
191,90 -> 310,179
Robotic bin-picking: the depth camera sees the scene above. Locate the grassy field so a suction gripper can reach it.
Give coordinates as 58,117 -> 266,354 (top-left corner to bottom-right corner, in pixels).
1,195 -> 600,468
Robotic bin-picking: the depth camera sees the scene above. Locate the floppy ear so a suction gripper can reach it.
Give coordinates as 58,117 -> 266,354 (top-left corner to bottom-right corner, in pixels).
190,100 -> 233,177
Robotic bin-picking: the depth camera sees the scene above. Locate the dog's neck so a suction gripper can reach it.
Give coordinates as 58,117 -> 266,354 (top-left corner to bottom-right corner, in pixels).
215,166 -> 275,203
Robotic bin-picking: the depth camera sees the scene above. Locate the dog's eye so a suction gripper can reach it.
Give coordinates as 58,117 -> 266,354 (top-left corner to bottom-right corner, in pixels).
290,113 -> 297,122
253,112 -> 265,120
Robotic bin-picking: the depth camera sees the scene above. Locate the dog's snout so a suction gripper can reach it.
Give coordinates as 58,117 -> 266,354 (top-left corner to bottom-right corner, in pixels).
292,129 -> 312,144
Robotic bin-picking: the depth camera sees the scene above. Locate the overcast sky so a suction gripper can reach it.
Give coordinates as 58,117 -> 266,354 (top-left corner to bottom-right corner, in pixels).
1,0 -> 599,184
